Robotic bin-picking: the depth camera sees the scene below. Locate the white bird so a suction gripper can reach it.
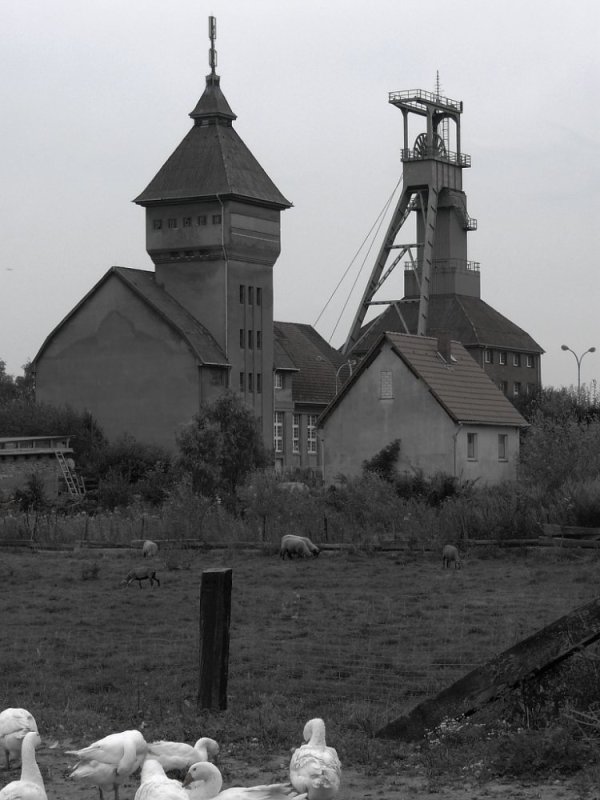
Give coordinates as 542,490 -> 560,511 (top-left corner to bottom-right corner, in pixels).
289,719 -> 341,800
183,762 -> 307,800
134,756 -> 189,800
0,731 -> 47,800
147,738 -> 219,772
67,729 -> 147,800
0,709 -> 39,771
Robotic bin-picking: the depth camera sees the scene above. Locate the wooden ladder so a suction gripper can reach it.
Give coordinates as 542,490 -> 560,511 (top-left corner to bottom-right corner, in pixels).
55,451 -> 83,497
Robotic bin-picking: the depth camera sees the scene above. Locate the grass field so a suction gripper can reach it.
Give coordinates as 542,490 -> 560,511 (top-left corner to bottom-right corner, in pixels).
2,544 -> 600,797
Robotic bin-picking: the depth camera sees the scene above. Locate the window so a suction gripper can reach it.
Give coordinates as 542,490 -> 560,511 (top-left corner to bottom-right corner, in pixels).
239,329 -> 244,348
256,373 -> 262,394
526,354 -> 534,368
152,219 -> 162,230
197,215 -> 207,226
513,353 -> 521,367
239,285 -> 245,304
248,330 -> 253,349
293,414 -> 300,453
183,217 -> 191,227
248,286 -> 254,305
307,415 -> 318,454
256,287 -> 262,306
484,349 -> 493,364
499,351 -> 507,365
210,369 -> 224,386
256,330 -> 262,350
248,372 -> 253,393
273,412 -> 284,453
274,372 -> 283,390
527,383 -> 535,395
513,382 -> 521,396
239,372 -> 245,392
379,370 -> 393,399
212,214 -> 221,224
167,218 -> 177,229
467,432 -> 478,460
498,434 -> 508,461
500,380 -> 508,394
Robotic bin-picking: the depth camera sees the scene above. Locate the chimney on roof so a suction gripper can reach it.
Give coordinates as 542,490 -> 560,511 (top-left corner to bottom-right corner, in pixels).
437,334 -> 452,362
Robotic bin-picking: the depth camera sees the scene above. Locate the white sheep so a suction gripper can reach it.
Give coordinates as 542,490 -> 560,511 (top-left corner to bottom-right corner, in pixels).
124,567 -> 161,588
280,534 -> 320,560
142,540 -> 159,558
442,544 -> 461,569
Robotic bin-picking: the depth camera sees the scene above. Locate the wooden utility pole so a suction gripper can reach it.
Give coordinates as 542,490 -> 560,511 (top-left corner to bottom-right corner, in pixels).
198,568 -> 232,710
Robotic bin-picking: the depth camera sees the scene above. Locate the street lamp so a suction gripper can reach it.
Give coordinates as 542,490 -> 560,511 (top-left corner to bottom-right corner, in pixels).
561,344 -> 596,393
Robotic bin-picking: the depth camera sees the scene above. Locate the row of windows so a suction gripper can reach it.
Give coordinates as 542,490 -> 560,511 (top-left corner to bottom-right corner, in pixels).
467,432 -> 508,462
239,372 -> 262,394
499,381 -> 536,397
484,350 -> 535,368
274,412 -> 318,454
239,329 -> 262,350
152,214 -> 222,230
239,285 -> 262,306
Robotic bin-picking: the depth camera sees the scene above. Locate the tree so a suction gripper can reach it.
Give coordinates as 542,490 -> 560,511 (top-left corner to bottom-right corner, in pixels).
176,392 -> 271,505
362,439 -> 401,483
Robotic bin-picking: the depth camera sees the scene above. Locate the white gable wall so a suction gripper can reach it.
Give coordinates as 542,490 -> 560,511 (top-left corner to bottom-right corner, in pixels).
320,341 -> 520,484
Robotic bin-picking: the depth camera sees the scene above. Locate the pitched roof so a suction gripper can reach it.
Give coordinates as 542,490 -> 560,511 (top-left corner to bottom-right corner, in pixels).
352,294 -> 544,357
322,331 -> 527,427
274,322 -> 345,405
134,74 -> 291,209
33,267 -> 228,368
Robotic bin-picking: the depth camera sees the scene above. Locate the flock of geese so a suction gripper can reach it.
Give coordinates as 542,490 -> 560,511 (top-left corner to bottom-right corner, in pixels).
0,709 -> 342,800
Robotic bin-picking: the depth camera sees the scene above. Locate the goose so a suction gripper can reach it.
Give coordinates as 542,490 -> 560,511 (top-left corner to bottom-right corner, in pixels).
0,731 -> 46,800
183,762 -> 307,800
289,719 -> 341,800
147,738 -> 219,772
134,756 -> 189,800
0,709 -> 39,770
67,729 -> 147,800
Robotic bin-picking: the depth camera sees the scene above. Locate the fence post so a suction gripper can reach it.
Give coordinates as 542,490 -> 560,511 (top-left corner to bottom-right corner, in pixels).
198,567 -> 232,710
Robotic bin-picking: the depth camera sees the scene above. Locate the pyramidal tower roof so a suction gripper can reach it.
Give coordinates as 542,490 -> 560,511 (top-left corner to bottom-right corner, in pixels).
134,17 -> 291,209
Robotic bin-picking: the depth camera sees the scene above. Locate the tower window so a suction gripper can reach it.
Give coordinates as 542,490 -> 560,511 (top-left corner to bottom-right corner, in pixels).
183,217 -> 192,227
239,372 -> 245,392
256,373 -> 262,394
197,215 -> 207,226
248,330 -> 253,349
212,214 -> 222,224
256,287 -> 262,306
256,331 -> 262,350
274,412 -> 284,453
274,372 -> 283,390
239,329 -> 244,348
248,373 -> 253,393
168,218 -> 177,229
152,219 -> 162,230
239,285 -> 245,304
248,286 -> 254,305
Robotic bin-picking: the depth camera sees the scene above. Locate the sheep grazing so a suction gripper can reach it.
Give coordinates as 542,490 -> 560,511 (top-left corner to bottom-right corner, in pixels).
124,567 -> 160,588
280,534 -> 320,560
142,540 -> 159,558
442,544 -> 461,569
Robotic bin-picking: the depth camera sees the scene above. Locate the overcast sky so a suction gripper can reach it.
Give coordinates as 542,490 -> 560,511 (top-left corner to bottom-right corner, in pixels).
1,0 -> 599,389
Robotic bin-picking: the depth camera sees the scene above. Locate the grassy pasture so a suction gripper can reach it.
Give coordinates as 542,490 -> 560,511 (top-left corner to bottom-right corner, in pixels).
1,544 -> 600,781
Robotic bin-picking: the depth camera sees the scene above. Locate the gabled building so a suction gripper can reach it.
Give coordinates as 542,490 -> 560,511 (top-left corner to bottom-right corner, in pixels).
320,332 -> 527,485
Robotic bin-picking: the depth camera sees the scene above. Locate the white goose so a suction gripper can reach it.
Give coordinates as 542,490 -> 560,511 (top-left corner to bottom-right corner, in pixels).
0,708 -> 39,771
289,719 -> 341,800
134,756 -> 189,800
183,762 -> 307,800
0,731 -> 47,800
147,738 -> 219,772
67,729 -> 147,800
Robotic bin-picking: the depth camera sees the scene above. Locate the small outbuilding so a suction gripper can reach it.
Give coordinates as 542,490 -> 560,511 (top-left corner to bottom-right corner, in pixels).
0,435 -> 84,501
319,332 -> 527,486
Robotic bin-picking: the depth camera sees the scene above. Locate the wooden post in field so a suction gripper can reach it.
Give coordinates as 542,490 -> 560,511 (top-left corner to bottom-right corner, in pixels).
198,568 -> 232,710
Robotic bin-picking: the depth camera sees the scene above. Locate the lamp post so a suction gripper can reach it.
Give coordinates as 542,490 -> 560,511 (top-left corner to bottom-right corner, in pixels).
561,344 -> 596,393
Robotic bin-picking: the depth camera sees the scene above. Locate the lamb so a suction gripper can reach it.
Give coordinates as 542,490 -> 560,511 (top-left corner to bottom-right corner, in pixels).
142,540 -> 159,558
442,544 -> 461,569
280,534 -> 320,560
124,567 -> 160,588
